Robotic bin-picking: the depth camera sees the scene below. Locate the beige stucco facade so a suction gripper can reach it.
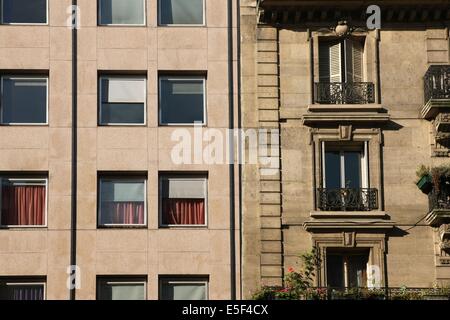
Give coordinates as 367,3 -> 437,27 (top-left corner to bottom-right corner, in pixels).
0,0 -> 239,300
241,0 -> 450,298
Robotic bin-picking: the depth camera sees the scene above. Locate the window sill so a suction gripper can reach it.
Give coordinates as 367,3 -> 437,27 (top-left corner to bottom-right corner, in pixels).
0,226 -> 47,230
310,210 -> 387,219
97,225 -> 147,229
159,225 -> 208,229
308,103 -> 384,112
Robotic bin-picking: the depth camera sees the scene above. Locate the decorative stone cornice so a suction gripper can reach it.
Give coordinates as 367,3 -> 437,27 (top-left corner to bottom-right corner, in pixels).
257,0 -> 450,26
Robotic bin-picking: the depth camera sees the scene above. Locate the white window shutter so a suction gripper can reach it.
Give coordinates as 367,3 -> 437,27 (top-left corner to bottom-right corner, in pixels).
163,178 -> 206,199
107,78 -> 145,103
345,39 -> 364,83
329,42 -> 342,83
352,40 -> 364,82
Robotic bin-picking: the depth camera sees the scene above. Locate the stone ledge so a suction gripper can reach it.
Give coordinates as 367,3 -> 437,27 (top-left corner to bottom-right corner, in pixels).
303,219 -> 396,232
308,103 -> 384,112
421,99 -> 450,119
425,209 -> 450,226
310,211 -> 388,219
302,112 -> 391,125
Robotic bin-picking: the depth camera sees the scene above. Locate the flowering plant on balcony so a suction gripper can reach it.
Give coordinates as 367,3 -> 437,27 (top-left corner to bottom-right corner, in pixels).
252,248 -> 321,300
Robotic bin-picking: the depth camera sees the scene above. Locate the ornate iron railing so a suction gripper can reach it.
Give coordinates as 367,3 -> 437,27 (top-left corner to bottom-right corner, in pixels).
424,65 -> 450,104
317,188 -> 378,211
257,287 -> 450,300
428,188 -> 450,212
314,82 -> 375,104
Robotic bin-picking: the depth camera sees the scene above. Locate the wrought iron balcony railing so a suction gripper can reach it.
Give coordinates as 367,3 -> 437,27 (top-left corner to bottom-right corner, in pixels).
314,82 -> 375,104
317,188 -> 378,211
257,286 -> 450,300
428,188 -> 450,212
424,65 -> 450,104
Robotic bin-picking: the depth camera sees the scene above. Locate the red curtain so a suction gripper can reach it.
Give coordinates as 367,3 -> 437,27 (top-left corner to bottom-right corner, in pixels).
1,185 -> 46,226
103,202 -> 145,225
162,199 -> 205,225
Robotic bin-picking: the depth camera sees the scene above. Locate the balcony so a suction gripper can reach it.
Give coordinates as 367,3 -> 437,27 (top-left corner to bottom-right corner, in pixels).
421,65 -> 450,119
314,82 -> 375,105
317,188 -> 378,212
425,188 -> 450,226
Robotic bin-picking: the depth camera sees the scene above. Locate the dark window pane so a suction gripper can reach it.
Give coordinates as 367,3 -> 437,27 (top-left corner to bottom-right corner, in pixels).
1,78 -> 47,124
326,255 -> 344,288
0,284 -> 44,300
99,0 -> 144,25
100,103 -> 145,124
347,255 -> 369,288
160,0 -> 204,25
160,78 -> 204,124
2,0 -> 47,24
325,151 -> 341,189
344,152 -> 361,189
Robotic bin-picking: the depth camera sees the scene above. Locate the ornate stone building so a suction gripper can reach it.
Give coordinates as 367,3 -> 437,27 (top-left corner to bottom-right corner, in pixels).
241,0 -> 450,297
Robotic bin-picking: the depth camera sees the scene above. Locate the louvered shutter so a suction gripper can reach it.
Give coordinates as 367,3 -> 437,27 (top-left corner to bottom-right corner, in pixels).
345,39 -> 364,82
319,41 -> 342,83
329,42 -> 342,83
352,40 -> 364,82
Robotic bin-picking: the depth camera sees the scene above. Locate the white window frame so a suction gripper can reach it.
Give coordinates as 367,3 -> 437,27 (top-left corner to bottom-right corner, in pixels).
98,280 -> 147,300
0,0 -> 48,25
321,141 -> 369,189
159,278 -> 209,300
158,76 -> 207,126
0,178 -> 48,228
98,76 -> 147,126
2,281 -> 46,300
98,0 -> 147,27
0,75 -> 49,126
98,177 -> 148,228
157,0 -> 206,27
159,175 -> 208,228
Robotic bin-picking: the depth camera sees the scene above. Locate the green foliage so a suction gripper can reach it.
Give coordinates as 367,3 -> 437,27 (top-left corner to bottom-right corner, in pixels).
416,164 -> 450,191
416,164 -> 430,181
252,248 -> 321,300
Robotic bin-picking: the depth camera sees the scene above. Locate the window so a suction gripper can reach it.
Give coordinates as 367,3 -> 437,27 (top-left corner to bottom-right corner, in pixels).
99,76 -> 146,125
0,278 -> 45,300
326,249 -> 370,288
98,177 -> 146,227
159,0 -> 205,26
0,0 -> 47,24
98,0 -> 145,25
160,175 -> 207,226
322,142 -> 368,190
318,142 -> 377,211
319,38 -> 364,83
0,178 -> 47,227
97,277 -> 146,300
160,277 -> 208,300
0,76 -> 48,125
159,76 -> 206,125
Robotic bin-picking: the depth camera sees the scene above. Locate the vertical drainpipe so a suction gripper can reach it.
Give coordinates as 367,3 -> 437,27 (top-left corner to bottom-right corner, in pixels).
228,0 -> 237,300
70,0 -> 78,301
236,0 -> 243,300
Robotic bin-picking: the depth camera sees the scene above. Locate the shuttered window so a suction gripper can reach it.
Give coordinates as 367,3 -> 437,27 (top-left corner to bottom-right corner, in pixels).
319,38 -> 364,83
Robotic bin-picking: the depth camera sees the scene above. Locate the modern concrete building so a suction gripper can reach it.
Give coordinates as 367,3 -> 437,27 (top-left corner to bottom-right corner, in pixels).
241,0 -> 450,298
0,0 -> 240,300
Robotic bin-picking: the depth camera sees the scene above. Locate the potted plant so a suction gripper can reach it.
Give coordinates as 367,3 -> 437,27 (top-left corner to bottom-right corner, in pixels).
416,165 -> 432,194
